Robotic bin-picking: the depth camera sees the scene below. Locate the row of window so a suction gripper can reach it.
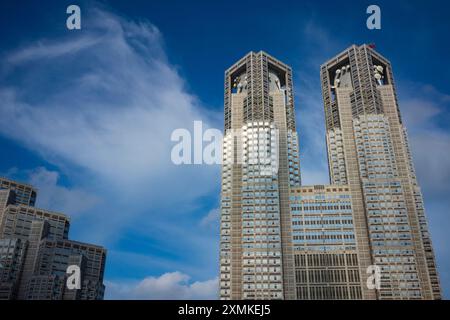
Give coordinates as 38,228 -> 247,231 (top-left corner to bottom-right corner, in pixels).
296,285 -> 362,300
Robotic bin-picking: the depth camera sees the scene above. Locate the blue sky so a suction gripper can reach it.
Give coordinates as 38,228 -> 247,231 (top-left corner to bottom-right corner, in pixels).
0,0 -> 449,299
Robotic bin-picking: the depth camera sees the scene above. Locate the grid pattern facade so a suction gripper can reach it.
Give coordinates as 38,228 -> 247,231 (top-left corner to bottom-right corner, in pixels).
290,186 -> 362,300
0,177 -> 106,300
220,52 -> 300,300
326,129 -> 347,184
0,178 -> 36,207
241,122 -> 283,299
220,46 -> 440,300
0,238 -> 27,299
0,205 -> 70,241
29,239 -> 106,300
320,44 -> 441,299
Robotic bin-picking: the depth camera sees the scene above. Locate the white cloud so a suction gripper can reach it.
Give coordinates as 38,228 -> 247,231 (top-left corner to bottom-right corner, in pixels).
200,208 -> 220,228
0,8 -> 222,239
27,167 -> 100,216
400,84 -> 450,198
408,130 -> 450,197
0,166 -> 99,217
5,36 -> 99,66
106,272 -> 218,300
0,8 -> 220,194
401,98 -> 441,127
0,7 -> 222,296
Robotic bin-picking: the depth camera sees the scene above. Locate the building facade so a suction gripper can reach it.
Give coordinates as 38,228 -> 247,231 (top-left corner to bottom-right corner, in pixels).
290,185 -> 362,300
220,51 -> 301,300
220,46 -> 441,300
0,178 -> 106,300
0,178 -> 36,207
320,44 -> 441,299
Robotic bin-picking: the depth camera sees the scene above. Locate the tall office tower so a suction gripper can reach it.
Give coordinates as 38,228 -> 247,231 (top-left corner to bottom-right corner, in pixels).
0,178 -> 106,300
220,52 -> 301,300
320,44 -> 441,299
290,185 -> 362,300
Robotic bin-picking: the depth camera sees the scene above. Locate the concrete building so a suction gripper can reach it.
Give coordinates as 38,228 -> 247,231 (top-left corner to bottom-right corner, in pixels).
290,185 -> 361,299
320,44 -> 441,299
0,177 -> 36,207
220,46 -> 441,300
0,238 -> 27,299
220,51 -> 301,300
0,178 -> 106,300
26,239 -> 106,300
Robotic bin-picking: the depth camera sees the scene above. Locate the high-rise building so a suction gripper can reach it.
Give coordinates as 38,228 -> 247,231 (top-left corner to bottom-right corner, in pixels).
220,51 -> 301,300
0,178 -> 106,300
320,44 -> 441,299
220,46 -> 441,300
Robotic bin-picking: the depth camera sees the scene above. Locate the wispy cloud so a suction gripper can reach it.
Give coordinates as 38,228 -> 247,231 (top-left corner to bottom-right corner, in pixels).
1,166 -> 100,216
400,83 -> 450,198
200,208 -> 220,229
6,36 -> 99,66
0,7 -> 221,220
0,7 -> 221,298
29,167 -> 100,215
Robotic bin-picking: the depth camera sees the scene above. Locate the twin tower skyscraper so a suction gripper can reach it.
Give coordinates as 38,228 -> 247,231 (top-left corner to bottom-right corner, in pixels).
219,45 -> 441,300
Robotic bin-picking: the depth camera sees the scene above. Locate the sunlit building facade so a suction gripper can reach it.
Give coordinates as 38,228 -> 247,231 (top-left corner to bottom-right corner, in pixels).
220,45 -> 441,300
220,51 -> 300,299
320,44 -> 441,299
290,185 -> 362,300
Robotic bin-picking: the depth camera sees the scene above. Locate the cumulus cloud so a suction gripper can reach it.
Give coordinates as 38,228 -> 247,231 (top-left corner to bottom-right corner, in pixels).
106,272 -> 218,300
